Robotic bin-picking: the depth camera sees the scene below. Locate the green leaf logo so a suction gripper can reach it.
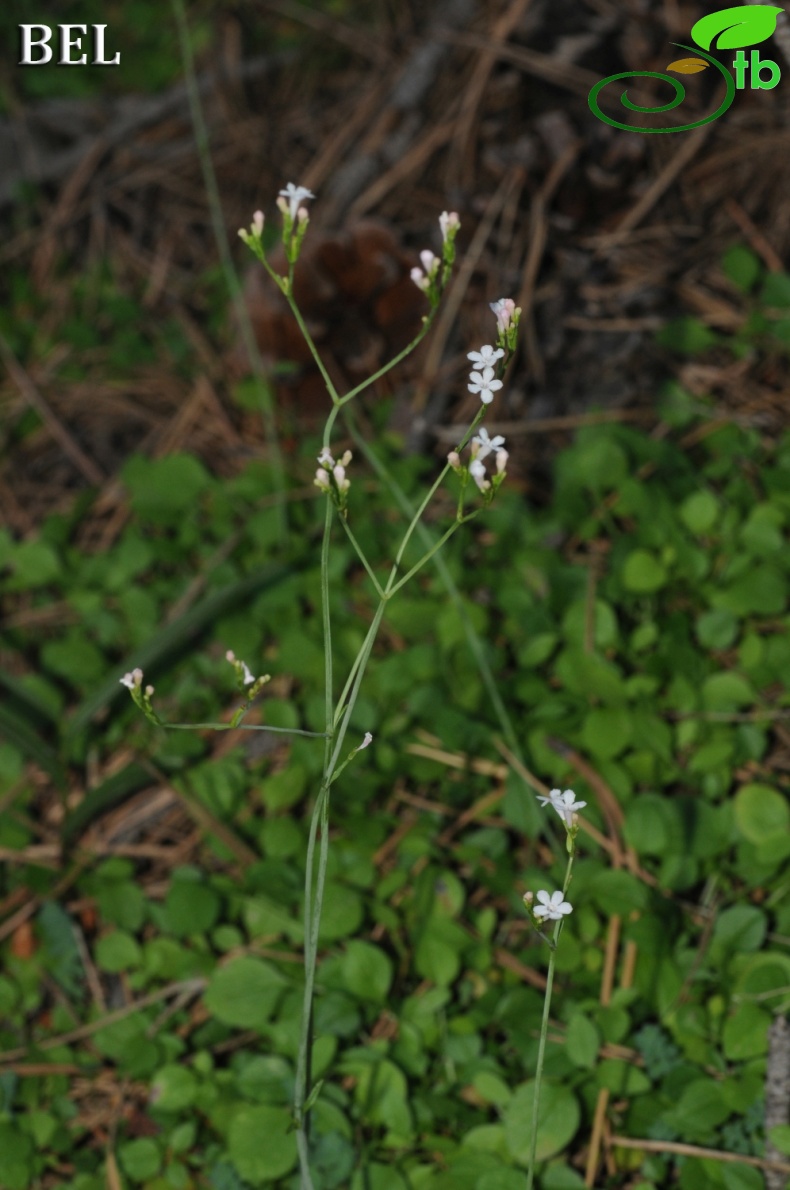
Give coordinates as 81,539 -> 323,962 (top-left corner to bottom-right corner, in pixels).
691,4 -> 783,50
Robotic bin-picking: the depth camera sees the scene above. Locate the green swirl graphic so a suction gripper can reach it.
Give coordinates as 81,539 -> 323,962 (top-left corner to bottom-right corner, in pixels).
588,43 -> 736,132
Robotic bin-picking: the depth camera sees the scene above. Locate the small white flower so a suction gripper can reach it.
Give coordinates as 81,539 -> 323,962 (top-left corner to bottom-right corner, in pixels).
469,458 -> 490,492
120,668 -> 143,690
420,249 -> 439,276
252,210 -> 264,236
468,366 -> 503,405
536,788 -> 587,829
495,448 -> 509,474
359,732 -> 373,750
314,467 -> 331,492
447,451 -> 461,469
439,211 -> 460,242
317,447 -> 334,467
472,427 -> 505,460
490,298 -> 516,332
241,661 -> 255,686
533,890 -> 573,921
410,267 -> 430,292
333,463 -> 350,493
467,345 -> 504,369
278,183 -> 314,220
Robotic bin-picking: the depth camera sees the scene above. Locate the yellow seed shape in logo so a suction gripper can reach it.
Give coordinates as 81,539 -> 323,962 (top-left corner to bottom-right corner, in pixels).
666,57 -> 709,72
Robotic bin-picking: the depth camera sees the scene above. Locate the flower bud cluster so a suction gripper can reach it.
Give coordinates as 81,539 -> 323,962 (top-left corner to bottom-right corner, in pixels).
225,650 -> 271,699
489,297 -> 521,355
237,182 -> 315,281
314,446 -> 353,516
410,211 -> 460,308
447,426 -> 508,501
119,668 -> 162,725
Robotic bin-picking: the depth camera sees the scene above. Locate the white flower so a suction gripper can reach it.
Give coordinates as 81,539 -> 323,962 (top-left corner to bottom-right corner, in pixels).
314,467 -> 331,491
317,447 -> 334,467
420,250 -> 439,276
496,448 -> 509,474
490,298 -> 516,332
533,890 -> 573,921
410,267 -> 430,292
439,211 -> 460,242
278,183 -> 314,220
447,450 -> 461,469
469,458 -> 490,492
252,210 -> 264,236
359,732 -> 373,750
467,345 -> 504,369
333,463 -> 350,493
120,668 -> 143,690
468,366 -> 503,405
241,661 -> 255,686
536,788 -> 587,828
472,427 -> 505,460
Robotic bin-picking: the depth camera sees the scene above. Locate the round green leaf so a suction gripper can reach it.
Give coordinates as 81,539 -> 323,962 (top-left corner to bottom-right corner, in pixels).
680,491 -> 719,534
228,1105 -> 297,1184
150,1064 -> 198,1112
204,957 -> 287,1029
340,941 -> 393,1003
163,879 -> 220,938
95,930 -> 142,973
734,783 -> 790,843
504,1080 -> 580,1164
622,550 -> 667,593
581,706 -> 632,759
118,1137 -> 161,1182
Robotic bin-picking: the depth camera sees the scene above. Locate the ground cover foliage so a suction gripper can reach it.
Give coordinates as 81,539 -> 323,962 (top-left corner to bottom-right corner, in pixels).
2,1 -> 790,1187
2,248 -> 790,1188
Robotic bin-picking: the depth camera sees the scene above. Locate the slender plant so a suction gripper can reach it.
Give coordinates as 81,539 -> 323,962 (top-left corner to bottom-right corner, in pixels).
523,787 -> 585,1188
120,185 -> 551,1186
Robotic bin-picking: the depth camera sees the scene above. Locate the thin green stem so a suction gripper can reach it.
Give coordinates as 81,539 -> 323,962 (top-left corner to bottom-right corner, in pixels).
165,723 -> 326,737
525,850 -> 575,1190
339,518 -> 385,599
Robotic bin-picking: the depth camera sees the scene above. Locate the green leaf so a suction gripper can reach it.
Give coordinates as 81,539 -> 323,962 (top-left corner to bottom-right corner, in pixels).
118,1137 -> 162,1182
701,673 -> 754,711
204,957 -> 287,1029
95,930 -> 142,973
622,550 -> 668,593
581,706 -> 632,759
163,877 -> 220,937
722,245 -> 761,292
565,1014 -> 600,1069
768,1124 -> 790,1155
722,1002 -> 771,1060
38,902 -> 83,998
228,1106 -> 298,1185
504,1081 -> 580,1164
734,782 -> 790,843
665,1079 -> 731,1139
691,5 -> 782,50
761,271 -> 790,308
0,1124 -> 34,1190
680,490 -> 719,534
341,940 -> 393,1003
711,905 -> 766,953
150,1064 -> 199,1112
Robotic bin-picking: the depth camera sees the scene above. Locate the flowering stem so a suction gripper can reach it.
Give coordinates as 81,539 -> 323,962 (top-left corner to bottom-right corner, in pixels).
526,850 -> 575,1190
